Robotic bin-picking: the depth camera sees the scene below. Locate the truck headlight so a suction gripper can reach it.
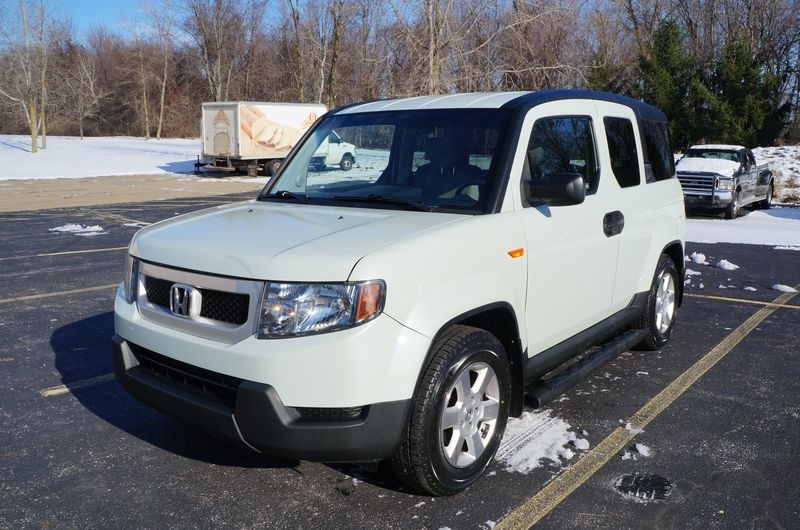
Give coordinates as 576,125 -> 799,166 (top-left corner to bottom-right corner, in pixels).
123,255 -> 140,304
716,177 -> 734,191
257,280 -> 385,338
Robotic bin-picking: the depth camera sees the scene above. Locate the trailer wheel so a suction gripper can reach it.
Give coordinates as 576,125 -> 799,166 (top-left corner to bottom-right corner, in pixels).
267,159 -> 282,176
246,161 -> 259,178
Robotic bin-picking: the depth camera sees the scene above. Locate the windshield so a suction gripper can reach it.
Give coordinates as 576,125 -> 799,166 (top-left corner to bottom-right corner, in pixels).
259,109 -> 512,213
685,149 -> 739,162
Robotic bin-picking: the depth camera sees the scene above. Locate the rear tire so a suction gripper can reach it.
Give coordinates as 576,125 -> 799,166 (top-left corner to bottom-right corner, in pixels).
391,326 -> 510,496
758,184 -> 773,209
634,254 -> 679,351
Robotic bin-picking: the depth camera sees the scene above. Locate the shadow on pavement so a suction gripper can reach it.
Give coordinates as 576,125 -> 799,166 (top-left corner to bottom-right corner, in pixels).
50,311 -> 298,470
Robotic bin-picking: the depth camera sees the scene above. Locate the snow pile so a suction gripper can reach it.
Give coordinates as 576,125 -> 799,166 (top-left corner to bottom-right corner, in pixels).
49,224 -> 107,236
633,443 -> 652,457
496,409 -> 590,474
621,443 -> 652,460
713,259 -> 740,270
685,268 -> 702,276
687,252 -> 709,265
753,146 -> 800,203
624,422 -> 644,435
771,284 -> 798,293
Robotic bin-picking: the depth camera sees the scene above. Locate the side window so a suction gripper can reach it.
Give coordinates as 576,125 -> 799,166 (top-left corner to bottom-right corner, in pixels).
642,120 -> 675,183
746,151 -> 756,169
603,117 -> 640,188
527,116 -> 599,193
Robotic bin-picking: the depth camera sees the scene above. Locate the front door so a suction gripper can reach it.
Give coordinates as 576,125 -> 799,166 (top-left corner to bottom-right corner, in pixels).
519,101 -> 621,356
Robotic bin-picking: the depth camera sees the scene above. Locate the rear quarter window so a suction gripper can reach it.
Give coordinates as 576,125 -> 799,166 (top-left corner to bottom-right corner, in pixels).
642,120 -> 675,183
603,117 -> 640,188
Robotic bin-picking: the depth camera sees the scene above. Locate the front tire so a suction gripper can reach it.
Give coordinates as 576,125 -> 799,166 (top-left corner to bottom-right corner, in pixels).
391,326 -> 510,496
635,254 -> 679,351
724,191 -> 740,219
266,159 -> 282,176
339,154 -> 354,171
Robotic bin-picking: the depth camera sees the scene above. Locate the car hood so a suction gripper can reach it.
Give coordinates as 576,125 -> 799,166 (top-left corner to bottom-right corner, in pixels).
130,200 -> 463,281
676,157 -> 739,177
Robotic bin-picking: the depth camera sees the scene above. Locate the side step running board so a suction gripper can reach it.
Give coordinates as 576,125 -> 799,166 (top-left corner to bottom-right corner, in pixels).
525,328 -> 648,408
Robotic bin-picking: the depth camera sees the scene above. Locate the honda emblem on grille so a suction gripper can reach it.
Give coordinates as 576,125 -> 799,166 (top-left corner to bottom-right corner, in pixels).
170,283 -> 202,319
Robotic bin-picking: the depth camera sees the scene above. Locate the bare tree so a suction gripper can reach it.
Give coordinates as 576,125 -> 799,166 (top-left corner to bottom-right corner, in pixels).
142,0 -> 177,139
54,44 -> 107,138
287,0 -> 305,101
180,0 -> 269,101
0,0 -> 48,152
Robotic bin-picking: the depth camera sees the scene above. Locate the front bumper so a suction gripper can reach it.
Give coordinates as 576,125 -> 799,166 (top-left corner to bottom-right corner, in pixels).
112,335 -> 411,462
683,190 -> 733,210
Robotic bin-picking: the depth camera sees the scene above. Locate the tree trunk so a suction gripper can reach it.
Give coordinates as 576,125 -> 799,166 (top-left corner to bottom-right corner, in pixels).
326,0 -> 344,108
29,99 -> 38,153
142,76 -> 150,139
288,0 -> 304,102
38,0 -> 47,149
156,57 -> 167,139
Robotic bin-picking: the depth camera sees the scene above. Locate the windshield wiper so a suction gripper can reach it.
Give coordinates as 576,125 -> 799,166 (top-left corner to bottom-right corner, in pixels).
258,190 -> 309,203
332,194 -> 430,212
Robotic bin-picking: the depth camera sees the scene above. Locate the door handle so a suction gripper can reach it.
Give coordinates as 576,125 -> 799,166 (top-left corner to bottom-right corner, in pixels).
603,211 -> 624,237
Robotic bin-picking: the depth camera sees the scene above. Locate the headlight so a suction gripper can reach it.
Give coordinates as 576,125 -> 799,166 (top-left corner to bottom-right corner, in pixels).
716,177 -> 734,191
123,255 -> 140,304
257,280 -> 385,338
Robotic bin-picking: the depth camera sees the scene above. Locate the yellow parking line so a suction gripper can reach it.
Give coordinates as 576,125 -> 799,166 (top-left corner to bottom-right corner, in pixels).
495,286 -> 799,530
0,284 -> 118,304
0,246 -> 127,262
686,292 -> 800,310
39,374 -> 116,397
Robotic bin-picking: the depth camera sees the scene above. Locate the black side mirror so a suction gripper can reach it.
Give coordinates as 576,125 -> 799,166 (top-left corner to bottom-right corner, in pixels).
528,173 -> 585,205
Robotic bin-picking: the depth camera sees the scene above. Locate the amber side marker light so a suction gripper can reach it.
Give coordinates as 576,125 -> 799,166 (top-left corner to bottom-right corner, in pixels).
508,248 -> 525,258
356,282 -> 385,322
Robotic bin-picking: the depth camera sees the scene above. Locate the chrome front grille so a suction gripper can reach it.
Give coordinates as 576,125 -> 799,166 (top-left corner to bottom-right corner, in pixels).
677,172 -> 715,194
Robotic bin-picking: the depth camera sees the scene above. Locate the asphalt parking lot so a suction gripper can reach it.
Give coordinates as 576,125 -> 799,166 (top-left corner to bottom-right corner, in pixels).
1,195 -> 798,529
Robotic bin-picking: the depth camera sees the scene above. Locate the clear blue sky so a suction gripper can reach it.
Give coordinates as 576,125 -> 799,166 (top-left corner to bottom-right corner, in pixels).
64,0 -> 143,37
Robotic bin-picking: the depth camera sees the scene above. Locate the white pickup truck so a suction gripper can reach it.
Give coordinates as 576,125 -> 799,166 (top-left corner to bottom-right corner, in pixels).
676,144 -> 774,218
113,90 -> 685,495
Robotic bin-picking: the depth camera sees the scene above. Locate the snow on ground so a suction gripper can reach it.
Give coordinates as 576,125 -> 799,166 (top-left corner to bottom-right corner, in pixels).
2,135 -> 204,180
687,207 -> 800,246
496,409 -> 590,474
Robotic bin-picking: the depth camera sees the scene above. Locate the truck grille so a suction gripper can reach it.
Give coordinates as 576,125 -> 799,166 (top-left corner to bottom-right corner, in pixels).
677,173 -> 715,194
144,276 -> 250,326
129,342 -> 242,408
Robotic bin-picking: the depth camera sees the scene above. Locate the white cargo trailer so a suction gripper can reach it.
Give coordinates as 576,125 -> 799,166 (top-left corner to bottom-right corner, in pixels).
200,101 -> 326,176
